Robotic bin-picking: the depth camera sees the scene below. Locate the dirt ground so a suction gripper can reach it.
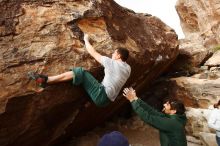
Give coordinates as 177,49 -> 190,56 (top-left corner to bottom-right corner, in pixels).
63,115 -> 202,146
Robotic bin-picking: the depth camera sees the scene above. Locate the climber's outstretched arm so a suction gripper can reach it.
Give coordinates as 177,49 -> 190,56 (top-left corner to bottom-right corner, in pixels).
84,34 -> 102,63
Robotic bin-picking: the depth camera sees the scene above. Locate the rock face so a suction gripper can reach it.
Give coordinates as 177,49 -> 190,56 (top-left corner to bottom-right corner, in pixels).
172,0 -> 220,72
170,77 -> 220,108
205,50 -> 220,66
176,0 -> 220,46
154,1 -> 220,145
175,0 -> 220,110
173,0 -> 220,108
0,0 -> 178,146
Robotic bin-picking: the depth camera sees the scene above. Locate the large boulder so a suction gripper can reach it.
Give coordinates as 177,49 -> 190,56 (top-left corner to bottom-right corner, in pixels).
0,0 -> 178,146
170,77 -> 220,108
205,50 -> 220,66
173,0 -> 220,111
171,0 -> 220,72
176,0 -> 220,46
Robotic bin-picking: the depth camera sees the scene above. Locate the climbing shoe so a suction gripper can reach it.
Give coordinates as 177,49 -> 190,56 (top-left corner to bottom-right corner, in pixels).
28,71 -> 48,88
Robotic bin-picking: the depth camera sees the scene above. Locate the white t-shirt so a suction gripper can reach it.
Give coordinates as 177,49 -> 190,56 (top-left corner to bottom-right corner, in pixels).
208,108 -> 220,137
100,56 -> 131,101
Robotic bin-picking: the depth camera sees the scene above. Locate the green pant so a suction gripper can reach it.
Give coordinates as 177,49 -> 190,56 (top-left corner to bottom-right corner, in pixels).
71,67 -> 110,107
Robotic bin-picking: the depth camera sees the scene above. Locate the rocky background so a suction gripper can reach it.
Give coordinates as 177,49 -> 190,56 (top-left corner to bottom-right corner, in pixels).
0,0 -> 178,146
172,0 -> 220,145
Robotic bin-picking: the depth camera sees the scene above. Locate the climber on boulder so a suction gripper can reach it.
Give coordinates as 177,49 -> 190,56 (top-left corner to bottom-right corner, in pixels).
28,33 -> 131,107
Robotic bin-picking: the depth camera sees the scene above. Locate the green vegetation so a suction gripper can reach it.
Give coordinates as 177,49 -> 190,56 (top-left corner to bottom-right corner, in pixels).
212,45 -> 220,52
